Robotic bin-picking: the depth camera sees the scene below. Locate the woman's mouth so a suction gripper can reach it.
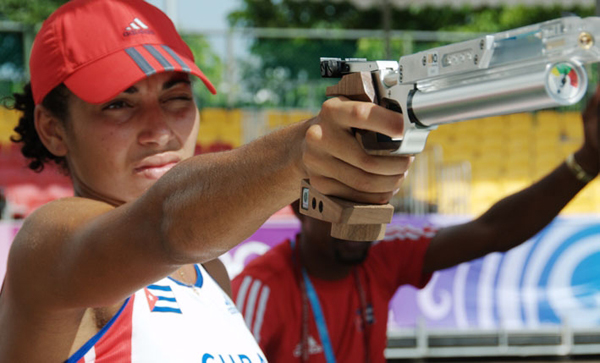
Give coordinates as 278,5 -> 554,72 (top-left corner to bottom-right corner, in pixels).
134,162 -> 178,180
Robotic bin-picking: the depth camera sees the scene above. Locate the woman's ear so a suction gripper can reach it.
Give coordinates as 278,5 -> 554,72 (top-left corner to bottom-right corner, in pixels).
34,104 -> 68,157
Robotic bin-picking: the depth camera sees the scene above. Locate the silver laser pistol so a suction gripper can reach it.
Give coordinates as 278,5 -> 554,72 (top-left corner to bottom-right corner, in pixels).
321,16 -> 600,155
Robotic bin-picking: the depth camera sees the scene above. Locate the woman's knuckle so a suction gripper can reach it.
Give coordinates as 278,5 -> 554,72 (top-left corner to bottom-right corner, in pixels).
350,103 -> 371,124
320,99 -> 336,118
305,124 -> 322,143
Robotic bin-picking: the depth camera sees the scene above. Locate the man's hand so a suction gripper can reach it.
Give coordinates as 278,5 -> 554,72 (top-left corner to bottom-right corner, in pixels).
301,96 -> 411,204
576,84 -> 600,177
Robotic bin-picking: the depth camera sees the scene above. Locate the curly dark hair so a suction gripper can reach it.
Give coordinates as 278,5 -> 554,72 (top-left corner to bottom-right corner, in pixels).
4,83 -> 71,173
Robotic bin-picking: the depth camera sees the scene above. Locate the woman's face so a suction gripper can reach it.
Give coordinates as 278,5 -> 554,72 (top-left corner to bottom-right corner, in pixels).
62,72 -> 200,204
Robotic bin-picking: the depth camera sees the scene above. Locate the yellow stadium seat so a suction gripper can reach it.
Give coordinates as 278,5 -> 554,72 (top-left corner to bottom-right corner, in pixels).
501,178 -> 530,196
562,112 -> 584,139
533,133 -> 560,154
506,112 -> 534,125
427,131 -> 449,145
536,110 -> 562,124
534,125 -> 561,141
534,120 -> 564,140
479,116 -> 505,136
475,150 -> 504,163
470,180 -> 503,215
481,115 -> 505,125
443,147 -> 475,163
504,156 -> 532,175
562,187 -> 600,214
434,123 -> 454,134
197,124 -> 219,145
507,120 -> 534,136
197,108 -> 244,149
0,109 -> 20,145
470,200 -> 495,216
455,127 -> 481,141
471,158 -> 503,180
200,108 -> 228,126
471,179 -> 501,194
288,111 -> 314,124
267,110 -> 288,130
219,124 -> 243,148
469,131 -> 502,152
506,139 -> 532,159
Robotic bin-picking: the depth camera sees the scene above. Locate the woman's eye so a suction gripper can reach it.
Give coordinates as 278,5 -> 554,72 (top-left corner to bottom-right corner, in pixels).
168,95 -> 192,102
103,100 -> 129,110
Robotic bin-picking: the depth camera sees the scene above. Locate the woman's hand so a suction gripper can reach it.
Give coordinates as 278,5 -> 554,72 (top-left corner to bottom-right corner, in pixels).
301,96 -> 411,204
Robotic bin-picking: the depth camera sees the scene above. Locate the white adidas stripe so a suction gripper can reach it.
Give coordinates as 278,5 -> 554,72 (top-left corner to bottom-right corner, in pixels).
125,18 -> 149,32
235,276 -> 271,340
253,285 -> 270,343
244,279 -> 262,328
134,17 -> 149,29
235,276 -> 253,314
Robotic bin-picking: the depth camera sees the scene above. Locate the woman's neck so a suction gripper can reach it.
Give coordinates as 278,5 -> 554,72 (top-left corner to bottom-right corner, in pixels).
72,179 -> 124,207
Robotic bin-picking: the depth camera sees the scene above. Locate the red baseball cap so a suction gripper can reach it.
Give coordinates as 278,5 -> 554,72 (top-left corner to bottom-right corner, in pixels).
30,0 -> 217,105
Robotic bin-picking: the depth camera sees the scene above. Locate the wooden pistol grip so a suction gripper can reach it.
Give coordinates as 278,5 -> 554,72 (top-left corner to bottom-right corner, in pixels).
326,72 -> 401,156
299,180 -> 394,241
325,72 -> 377,102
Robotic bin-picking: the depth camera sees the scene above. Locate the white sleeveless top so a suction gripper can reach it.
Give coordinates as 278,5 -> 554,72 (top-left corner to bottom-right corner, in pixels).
67,264 -> 266,362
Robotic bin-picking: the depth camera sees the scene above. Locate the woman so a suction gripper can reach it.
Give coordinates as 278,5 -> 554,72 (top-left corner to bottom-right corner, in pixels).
0,0 -> 409,361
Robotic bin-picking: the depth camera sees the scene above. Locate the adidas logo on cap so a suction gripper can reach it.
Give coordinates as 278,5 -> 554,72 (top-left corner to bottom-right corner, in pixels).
126,17 -> 148,31
123,17 -> 155,36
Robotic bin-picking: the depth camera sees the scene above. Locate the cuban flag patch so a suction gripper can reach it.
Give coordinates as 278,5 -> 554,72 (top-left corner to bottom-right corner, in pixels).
144,284 -> 182,314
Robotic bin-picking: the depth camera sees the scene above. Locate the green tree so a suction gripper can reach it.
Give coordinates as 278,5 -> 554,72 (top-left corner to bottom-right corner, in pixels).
442,4 -> 593,32
228,1 -> 364,84
0,0 -> 69,98
181,35 -> 227,108
0,0 -> 68,25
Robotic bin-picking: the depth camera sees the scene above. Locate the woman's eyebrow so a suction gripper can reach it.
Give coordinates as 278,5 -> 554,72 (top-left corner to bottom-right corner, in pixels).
118,75 -> 191,95
123,86 -> 138,94
163,77 -> 191,90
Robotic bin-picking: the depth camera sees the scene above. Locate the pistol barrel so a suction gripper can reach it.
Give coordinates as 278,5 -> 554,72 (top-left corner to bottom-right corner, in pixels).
408,62 -> 588,127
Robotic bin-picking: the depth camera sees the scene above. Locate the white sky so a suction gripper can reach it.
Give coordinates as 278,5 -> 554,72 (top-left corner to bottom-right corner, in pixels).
145,0 -> 245,58
146,0 -> 240,30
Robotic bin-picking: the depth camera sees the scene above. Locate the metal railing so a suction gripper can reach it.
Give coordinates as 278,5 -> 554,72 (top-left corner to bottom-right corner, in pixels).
386,322 -> 600,359
392,144 -> 472,215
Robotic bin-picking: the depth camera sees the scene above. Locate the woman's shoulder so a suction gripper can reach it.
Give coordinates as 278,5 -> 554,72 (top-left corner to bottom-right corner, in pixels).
5,196 -> 116,306
10,197 -> 114,256
22,196 -> 114,228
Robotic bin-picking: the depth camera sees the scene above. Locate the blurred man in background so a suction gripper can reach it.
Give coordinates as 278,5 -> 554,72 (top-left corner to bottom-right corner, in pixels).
233,87 -> 600,363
